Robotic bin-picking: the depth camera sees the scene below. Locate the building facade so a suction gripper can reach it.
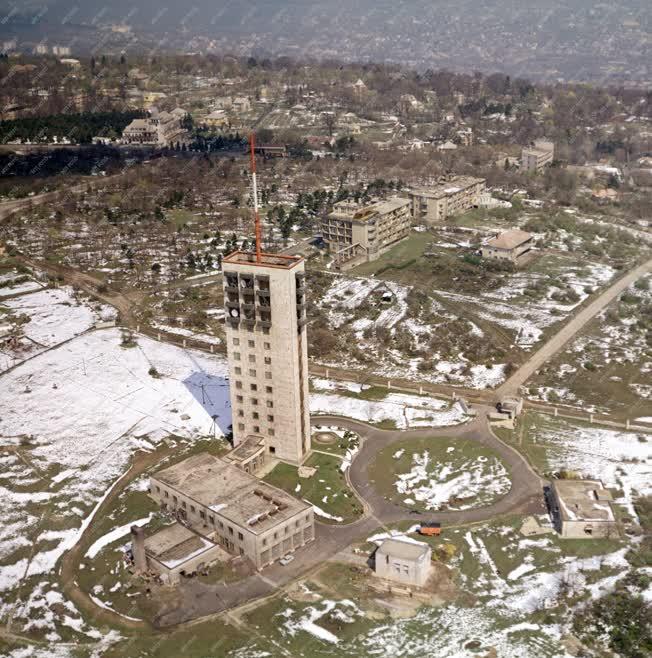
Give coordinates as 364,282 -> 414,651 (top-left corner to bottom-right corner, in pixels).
223,252 -> 310,465
375,538 -> 431,587
521,139 -> 555,173
550,479 -> 617,539
408,176 -> 486,224
148,452 -> 315,571
321,197 -> 412,268
481,229 -> 534,264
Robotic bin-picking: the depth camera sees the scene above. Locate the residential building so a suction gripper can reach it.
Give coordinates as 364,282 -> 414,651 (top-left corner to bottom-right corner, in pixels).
550,479 -> 617,539
321,197 -> 412,268
521,139 -> 555,173
204,110 -> 229,128
481,229 -> 534,264
375,538 -> 432,587
223,251 -> 310,465
408,176 -> 486,224
52,45 -> 71,56
142,452 -> 314,580
456,127 -> 473,146
121,118 -> 157,144
121,110 -> 185,146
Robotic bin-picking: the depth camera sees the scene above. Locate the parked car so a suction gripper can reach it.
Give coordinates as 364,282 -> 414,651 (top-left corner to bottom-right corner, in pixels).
279,554 -> 295,566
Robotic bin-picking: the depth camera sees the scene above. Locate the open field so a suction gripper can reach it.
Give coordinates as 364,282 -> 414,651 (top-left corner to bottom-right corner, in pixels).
264,452 -> 363,524
368,436 -> 511,512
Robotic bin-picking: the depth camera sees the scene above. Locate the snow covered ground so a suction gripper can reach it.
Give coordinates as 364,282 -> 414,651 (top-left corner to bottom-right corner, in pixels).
310,380 -> 468,429
0,328 -> 230,634
0,286 -> 116,368
530,415 -> 652,520
393,448 -> 511,510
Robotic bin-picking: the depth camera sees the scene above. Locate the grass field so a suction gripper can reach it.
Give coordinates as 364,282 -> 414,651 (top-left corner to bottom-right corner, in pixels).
368,436 -> 511,512
264,453 -> 363,523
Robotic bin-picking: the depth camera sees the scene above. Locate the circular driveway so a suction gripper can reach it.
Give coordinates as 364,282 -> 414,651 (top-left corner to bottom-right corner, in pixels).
312,412 -> 546,526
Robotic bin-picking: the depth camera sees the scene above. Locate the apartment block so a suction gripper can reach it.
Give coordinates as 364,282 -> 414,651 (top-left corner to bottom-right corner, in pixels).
408,176 -> 486,224
481,229 -> 534,264
321,196 -> 412,268
521,139 -> 555,173
223,251 -> 310,465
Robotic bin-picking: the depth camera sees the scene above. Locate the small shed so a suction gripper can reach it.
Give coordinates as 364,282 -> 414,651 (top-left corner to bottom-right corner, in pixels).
375,538 -> 431,587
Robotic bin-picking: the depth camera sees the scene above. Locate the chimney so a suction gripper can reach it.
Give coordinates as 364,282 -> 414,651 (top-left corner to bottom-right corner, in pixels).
131,525 -> 147,572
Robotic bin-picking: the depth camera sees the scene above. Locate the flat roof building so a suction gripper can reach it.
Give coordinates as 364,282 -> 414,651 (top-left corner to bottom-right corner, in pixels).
223,252 -> 310,465
550,479 -> 617,539
408,176 -> 486,224
481,229 -> 534,264
521,139 -> 555,173
321,196 -> 412,269
375,538 -> 432,587
147,452 -> 315,573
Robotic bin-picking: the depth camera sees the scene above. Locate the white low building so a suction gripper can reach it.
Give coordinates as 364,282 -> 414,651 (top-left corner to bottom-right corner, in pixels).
375,538 -> 431,587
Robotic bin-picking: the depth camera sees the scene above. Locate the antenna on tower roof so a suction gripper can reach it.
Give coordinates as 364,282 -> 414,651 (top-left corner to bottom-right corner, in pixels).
249,133 -> 262,263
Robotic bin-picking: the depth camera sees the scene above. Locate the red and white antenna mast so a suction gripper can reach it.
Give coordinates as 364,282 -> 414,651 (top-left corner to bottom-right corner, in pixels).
249,133 -> 262,263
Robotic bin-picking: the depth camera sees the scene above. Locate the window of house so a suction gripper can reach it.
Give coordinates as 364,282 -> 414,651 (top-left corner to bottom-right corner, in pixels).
252,412 -> 259,419
266,386 -> 273,393
268,428 -> 275,437
253,425 -> 260,433
249,369 -> 256,377
249,354 -> 256,363
264,356 -> 271,365
273,532 -> 278,540
164,490 -> 169,498
200,511 -> 205,519
182,501 -> 187,509
269,446 -> 276,454
235,380 -> 242,389
264,342 -> 271,350
248,339 -> 255,348
265,371 -> 272,379
234,352 -> 241,361
263,327 -> 270,335
238,423 -> 245,430
209,516 -> 214,524
238,409 -> 244,417
251,398 -> 258,405
233,338 -> 240,346
262,537 -> 267,546
190,505 -> 195,513
236,395 -> 243,403
235,366 -> 242,375
219,521 -> 223,529
267,414 -> 274,422
238,532 -> 243,540
266,400 -> 273,408
228,527 -> 233,535
250,383 -> 258,391
173,495 -> 177,503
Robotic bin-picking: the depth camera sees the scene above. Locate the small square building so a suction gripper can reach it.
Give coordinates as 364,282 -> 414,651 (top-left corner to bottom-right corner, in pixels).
375,538 -> 432,587
550,479 -> 617,538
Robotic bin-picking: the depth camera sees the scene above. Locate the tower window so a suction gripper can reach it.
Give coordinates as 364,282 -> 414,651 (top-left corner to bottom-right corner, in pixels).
233,352 -> 241,361
266,386 -> 273,394
249,369 -> 256,377
250,383 -> 258,392
248,339 -> 255,348
264,356 -> 271,365
233,338 -> 240,346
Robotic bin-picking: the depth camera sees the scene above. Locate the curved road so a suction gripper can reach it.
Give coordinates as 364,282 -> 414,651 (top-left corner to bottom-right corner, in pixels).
316,413 -> 546,525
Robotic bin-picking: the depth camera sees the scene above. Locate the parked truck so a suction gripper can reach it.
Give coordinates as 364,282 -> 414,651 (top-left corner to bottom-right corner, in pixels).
418,522 -> 441,536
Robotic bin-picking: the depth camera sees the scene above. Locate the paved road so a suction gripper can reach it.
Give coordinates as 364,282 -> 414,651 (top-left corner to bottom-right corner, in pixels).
318,414 -> 546,526
496,257 -> 652,398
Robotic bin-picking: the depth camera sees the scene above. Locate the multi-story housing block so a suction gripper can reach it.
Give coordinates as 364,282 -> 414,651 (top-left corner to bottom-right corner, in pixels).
521,139 -> 555,173
408,176 -> 486,224
321,197 -> 412,268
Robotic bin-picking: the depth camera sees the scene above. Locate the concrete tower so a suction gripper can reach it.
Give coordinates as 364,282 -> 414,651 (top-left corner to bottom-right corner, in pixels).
223,251 -> 310,465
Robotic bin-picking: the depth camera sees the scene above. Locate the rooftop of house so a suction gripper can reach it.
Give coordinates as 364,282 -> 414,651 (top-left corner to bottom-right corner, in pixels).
152,453 -> 310,534
377,538 -> 430,561
377,538 -> 431,560
409,176 -> 485,199
143,522 -> 217,569
552,479 -> 615,523
329,196 -> 410,223
486,229 -> 533,250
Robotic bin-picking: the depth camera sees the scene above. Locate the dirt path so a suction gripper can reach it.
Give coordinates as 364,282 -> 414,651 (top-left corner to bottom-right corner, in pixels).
58,447 -> 177,632
496,257 -> 652,398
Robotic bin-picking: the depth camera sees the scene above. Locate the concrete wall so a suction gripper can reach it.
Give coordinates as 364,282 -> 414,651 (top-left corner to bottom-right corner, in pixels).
375,549 -> 431,587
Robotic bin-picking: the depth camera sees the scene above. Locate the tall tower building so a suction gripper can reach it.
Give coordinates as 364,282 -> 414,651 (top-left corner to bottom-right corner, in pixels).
222,251 -> 310,465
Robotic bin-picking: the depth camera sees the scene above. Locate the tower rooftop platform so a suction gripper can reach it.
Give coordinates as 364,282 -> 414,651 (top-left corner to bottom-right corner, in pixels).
223,251 -> 303,269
